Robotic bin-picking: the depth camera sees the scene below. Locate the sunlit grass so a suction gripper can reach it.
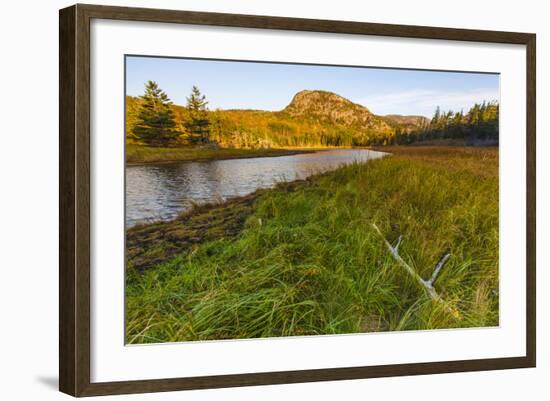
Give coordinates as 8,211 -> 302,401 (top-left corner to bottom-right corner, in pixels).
126,146 -> 499,343
126,144 -> 313,164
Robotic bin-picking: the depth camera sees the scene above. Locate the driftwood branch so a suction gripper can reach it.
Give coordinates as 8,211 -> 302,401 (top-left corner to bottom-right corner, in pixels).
428,253 -> 451,287
372,223 -> 434,296
372,223 -> 457,317
394,236 -> 402,252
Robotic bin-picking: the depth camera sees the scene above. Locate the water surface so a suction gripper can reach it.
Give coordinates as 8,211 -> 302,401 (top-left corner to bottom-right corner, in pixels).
126,149 -> 386,227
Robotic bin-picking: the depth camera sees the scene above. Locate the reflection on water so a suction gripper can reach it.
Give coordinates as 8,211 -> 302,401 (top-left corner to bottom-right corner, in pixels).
126,149 -> 387,227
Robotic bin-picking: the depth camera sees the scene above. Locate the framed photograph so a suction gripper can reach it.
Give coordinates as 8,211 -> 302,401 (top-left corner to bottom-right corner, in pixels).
59,4 -> 536,397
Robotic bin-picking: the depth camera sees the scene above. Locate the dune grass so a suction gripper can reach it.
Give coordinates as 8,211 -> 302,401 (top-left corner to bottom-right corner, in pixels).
126,144 -> 313,164
126,146 -> 499,344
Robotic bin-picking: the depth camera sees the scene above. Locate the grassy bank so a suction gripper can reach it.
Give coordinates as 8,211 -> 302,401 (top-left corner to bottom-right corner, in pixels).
126,144 -> 314,164
126,146 -> 499,343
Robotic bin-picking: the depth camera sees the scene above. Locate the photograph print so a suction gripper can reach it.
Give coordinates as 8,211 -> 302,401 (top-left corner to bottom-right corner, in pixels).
125,56 -> 499,344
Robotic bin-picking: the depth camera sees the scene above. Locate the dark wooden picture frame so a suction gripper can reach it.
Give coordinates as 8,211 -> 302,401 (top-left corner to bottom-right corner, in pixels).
59,3 -> 536,397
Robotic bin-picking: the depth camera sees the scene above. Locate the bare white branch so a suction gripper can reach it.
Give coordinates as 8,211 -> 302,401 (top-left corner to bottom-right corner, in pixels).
427,253 -> 451,286
371,223 -> 459,320
372,223 -> 441,300
394,235 -> 403,252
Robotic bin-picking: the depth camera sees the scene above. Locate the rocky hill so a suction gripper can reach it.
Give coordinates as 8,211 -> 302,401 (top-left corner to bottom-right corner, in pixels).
282,90 -> 392,132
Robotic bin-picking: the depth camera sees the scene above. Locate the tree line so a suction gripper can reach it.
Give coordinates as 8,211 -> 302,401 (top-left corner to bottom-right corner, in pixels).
393,101 -> 499,145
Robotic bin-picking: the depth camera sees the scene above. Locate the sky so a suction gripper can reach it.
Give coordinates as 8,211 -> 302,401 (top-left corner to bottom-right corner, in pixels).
126,56 -> 499,118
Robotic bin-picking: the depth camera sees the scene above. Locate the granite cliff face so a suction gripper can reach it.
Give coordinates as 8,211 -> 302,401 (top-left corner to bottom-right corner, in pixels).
282,90 -> 392,131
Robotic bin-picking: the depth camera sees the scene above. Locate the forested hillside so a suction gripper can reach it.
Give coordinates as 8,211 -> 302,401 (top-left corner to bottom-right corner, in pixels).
126,83 -> 498,148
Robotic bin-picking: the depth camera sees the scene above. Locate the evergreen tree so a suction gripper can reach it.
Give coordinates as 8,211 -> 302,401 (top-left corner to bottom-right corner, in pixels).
432,106 -> 441,127
132,81 -> 178,146
185,86 -> 211,144
406,101 -> 498,145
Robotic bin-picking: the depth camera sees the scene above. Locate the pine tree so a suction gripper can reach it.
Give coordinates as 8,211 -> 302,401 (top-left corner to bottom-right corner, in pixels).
185,86 -> 211,144
432,106 -> 441,126
406,101 -> 498,145
132,81 -> 178,146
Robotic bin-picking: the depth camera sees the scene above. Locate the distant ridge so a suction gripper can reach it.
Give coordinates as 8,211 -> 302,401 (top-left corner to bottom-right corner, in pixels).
382,114 -> 430,131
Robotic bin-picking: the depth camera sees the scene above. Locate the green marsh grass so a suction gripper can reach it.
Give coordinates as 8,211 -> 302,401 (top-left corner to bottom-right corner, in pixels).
126,147 -> 499,343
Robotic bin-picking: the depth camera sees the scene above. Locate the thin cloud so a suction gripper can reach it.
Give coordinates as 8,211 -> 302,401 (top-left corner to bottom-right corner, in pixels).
357,88 -> 500,117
